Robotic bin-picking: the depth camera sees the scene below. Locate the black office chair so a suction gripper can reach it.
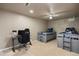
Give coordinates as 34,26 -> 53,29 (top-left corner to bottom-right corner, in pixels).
12,29 -> 32,52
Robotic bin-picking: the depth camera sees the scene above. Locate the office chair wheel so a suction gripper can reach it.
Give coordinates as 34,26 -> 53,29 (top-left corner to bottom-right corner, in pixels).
12,48 -> 15,52
29,42 -> 32,45
23,44 -> 27,48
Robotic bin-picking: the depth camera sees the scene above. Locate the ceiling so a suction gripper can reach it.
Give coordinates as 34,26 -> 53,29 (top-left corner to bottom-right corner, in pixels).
0,3 -> 79,20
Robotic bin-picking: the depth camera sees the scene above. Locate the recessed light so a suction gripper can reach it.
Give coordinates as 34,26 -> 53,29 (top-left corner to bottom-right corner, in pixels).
29,10 -> 34,14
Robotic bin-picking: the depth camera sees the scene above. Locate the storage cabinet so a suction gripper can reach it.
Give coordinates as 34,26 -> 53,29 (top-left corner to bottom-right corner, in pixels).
72,38 -> 79,53
57,33 -> 63,48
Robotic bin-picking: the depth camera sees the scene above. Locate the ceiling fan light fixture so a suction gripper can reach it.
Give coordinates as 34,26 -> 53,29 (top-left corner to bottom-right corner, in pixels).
49,15 -> 53,19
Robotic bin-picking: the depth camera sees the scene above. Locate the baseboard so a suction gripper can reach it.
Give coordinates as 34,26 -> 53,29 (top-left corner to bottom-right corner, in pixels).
0,45 -> 19,52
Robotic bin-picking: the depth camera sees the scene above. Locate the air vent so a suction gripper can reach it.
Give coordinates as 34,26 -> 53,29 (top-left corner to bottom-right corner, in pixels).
25,3 -> 30,6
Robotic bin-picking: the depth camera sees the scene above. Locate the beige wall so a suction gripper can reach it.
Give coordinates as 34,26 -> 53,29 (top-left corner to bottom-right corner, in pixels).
0,10 -> 48,49
49,17 -> 79,33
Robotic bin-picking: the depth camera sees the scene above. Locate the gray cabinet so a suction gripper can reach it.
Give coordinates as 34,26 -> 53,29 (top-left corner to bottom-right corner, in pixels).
72,39 -> 79,53
57,33 -> 63,48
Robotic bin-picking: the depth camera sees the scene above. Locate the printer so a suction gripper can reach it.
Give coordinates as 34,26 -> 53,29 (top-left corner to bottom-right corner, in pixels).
38,28 -> 56,42
57,27 -> 79,53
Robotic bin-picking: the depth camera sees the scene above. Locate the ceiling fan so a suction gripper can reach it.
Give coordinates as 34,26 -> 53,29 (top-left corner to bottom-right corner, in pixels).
39,4 -> 59,20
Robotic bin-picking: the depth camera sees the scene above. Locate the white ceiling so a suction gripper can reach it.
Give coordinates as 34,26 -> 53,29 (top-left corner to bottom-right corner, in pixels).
0,3 -> 79,20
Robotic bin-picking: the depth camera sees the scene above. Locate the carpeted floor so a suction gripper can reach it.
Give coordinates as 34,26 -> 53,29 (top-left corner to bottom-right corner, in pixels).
0,39 -> 79,56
